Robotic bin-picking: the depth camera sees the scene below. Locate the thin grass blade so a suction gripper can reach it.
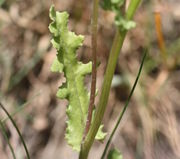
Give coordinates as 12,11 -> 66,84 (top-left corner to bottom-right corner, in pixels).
0,120 -> 16,159
0,102 -> 30,159
101,49 -> 147,159
1,92 -> 41,123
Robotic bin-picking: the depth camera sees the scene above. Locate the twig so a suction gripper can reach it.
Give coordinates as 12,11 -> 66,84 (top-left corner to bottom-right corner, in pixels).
84,0 -> 99,137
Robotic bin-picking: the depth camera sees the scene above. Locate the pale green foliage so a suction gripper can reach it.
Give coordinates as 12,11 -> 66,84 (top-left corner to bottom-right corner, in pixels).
95,125 -> 107,140
49,5 -> 106,151
101,0 -> 136,31
108,149 -> 123,159
51,57 -> 63,72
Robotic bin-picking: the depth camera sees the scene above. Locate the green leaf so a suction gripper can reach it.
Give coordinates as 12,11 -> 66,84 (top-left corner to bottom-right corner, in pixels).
95,125 -> 107,140
108,149 -> 123,159
115,18 -> 136,31
51,57 -> 63,72
101,0 -> 136,31
49,5 -> 105,151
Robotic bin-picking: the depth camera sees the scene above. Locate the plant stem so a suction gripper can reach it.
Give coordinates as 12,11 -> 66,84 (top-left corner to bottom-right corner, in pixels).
79,0 -> 141,158
101,49 -> 147,159
84,0 -> 99,137
79,27 -> 126,159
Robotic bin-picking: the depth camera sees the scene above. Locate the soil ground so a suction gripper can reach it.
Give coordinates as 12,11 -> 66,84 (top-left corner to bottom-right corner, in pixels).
0,0 -> 180,159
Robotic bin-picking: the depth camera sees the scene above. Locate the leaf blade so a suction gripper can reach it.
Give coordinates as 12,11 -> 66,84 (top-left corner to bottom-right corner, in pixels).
49,5 -> 90,151
49,5 -> 106,151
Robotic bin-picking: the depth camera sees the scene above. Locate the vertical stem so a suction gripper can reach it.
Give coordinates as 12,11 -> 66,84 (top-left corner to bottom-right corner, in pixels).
79,28 -> 126,159
79,0 -> 141,158
84,0 -> 99,136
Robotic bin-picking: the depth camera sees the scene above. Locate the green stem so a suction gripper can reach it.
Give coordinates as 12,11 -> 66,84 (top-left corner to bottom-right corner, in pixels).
101,49 -> 147,159
79,0 -> 141,158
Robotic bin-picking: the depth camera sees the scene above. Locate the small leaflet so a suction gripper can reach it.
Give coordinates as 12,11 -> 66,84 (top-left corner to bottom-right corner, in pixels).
101,0 -> 136,31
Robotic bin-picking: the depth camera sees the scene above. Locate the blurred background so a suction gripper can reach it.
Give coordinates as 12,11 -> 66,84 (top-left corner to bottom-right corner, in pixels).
0,0 -> 180,159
